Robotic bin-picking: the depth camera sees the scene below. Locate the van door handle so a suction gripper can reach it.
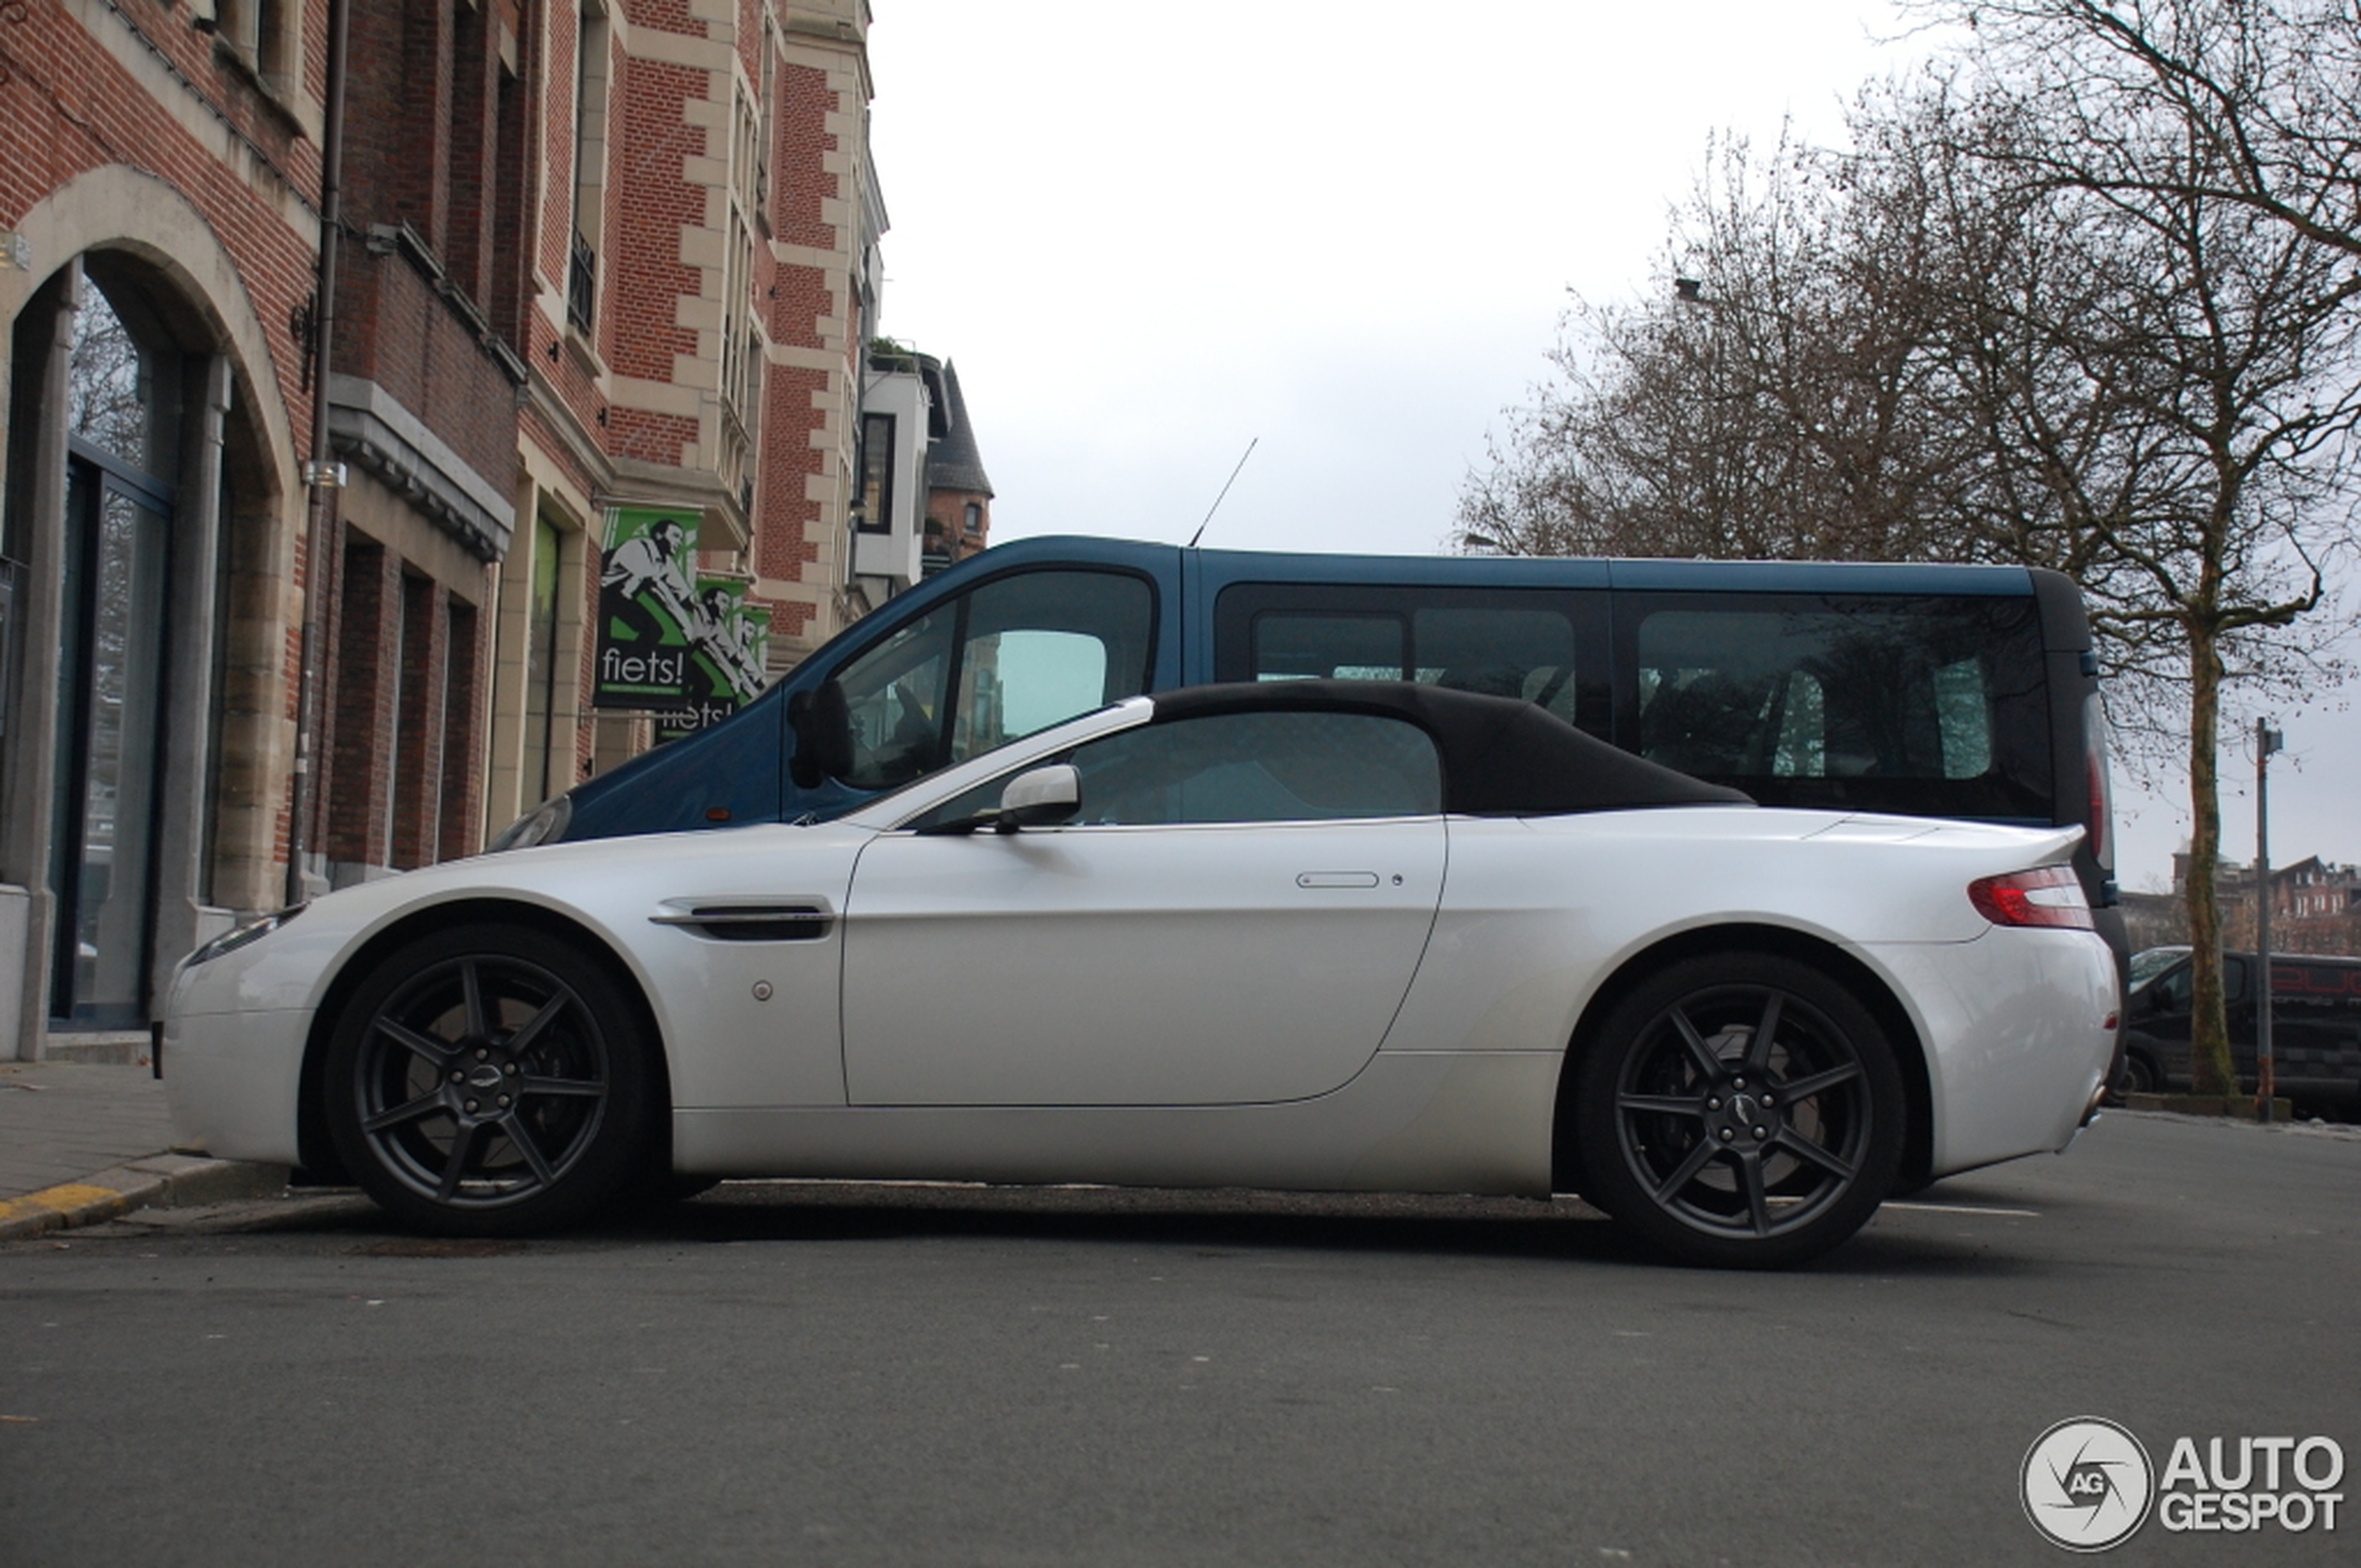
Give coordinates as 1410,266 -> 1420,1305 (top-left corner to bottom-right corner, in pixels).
1297,872 -> 1380,889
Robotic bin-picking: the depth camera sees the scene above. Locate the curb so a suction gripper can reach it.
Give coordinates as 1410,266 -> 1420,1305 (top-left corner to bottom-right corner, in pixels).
0,1156 -> 289,1242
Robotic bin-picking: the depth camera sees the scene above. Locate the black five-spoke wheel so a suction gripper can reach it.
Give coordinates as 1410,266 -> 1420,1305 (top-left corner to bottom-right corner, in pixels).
1576,953 -> 1904,1267
323,924 -> 654,1235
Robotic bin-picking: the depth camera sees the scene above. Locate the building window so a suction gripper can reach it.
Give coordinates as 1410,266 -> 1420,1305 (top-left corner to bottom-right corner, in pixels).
567,235 -> 596,336
523,514 -> 563,805
855,412 -> 894,534
569,1 -> 612,337
329,540 -> 393,873
215,0 -> 294,95
755,19 -> 776,230
963,502 -> 982,537
720,225 -> 757,427
439,596 -> 481,859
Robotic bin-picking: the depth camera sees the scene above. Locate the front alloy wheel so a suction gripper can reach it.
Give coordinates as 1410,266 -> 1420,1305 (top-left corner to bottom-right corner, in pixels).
324,925 -> 653,1235
1576,954 -> 1904,1267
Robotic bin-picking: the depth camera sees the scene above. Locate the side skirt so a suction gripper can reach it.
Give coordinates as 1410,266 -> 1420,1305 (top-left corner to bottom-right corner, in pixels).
670,1051 -> 1561,1196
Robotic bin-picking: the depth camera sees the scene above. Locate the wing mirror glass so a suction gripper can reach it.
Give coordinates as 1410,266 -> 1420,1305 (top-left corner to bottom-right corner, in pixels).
996,764 -> 1080,831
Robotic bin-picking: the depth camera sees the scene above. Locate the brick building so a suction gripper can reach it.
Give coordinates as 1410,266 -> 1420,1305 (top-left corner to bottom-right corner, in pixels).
2142,852 -> 2361,956
852,341 -> 994,592
3,0 -> 925,1062
489,0 -> 890,809
919,357 -> 993,576
309,0 -> 529,891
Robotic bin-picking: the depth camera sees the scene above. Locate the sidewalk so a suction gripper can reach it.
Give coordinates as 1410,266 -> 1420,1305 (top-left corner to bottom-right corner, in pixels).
0,1060 -> 283,1239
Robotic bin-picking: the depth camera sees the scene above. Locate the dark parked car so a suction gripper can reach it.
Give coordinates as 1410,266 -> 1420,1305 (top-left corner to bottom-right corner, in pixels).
2120,949 -> 2361,1109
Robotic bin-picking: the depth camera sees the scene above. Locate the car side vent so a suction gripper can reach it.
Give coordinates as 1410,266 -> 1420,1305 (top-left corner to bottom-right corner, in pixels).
650,899 -> 836,942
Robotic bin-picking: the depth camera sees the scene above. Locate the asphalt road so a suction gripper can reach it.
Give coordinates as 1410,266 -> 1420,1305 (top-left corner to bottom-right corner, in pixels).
3,1110 -> 2354,1568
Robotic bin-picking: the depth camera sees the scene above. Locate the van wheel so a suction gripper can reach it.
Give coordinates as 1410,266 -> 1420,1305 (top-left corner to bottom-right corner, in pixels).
323,925 -> 654,1236
2115,1053 -> 2157,1096
1575,953 -> 1904,1268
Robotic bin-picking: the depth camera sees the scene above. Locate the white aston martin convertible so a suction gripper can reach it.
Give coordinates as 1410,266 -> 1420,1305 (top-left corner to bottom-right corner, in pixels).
165,681 -> 2119,1267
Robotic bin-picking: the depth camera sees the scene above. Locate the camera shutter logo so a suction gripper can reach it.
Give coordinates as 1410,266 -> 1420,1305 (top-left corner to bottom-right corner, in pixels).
2024,1417 -> 2156,1552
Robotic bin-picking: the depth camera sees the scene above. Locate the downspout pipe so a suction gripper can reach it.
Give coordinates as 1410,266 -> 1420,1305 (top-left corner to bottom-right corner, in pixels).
287,0 -> 350,908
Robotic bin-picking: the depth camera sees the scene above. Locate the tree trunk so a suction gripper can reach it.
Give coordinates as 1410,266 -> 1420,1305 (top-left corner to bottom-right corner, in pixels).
2183,626 -> 2240,1095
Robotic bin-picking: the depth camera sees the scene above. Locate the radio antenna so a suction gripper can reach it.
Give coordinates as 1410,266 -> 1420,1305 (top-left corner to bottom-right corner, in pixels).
1187,437 -> 1259,548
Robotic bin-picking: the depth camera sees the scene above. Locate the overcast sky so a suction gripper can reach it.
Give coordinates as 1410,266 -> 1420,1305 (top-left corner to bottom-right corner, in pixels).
864,0 -> 2360,897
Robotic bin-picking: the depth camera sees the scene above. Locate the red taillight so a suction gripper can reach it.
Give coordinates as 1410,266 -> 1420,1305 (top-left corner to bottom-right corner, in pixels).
1969,865 -> 2095,929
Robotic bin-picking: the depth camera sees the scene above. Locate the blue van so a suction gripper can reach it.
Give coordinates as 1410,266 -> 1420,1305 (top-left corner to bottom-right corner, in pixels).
497,534 -> 2121,956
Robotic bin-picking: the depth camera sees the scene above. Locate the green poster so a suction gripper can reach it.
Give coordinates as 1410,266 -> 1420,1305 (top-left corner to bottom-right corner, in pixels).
594,506 -> 699,708
655,578 -> 772,741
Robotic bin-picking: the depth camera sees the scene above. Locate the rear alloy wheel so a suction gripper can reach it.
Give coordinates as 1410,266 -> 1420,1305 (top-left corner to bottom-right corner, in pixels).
1576,954 -> 1904,1268
323,925 -> 654,1235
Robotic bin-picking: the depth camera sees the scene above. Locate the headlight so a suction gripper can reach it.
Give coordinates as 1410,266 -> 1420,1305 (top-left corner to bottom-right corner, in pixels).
186,904 -> 305,967
487,793 -> 574,852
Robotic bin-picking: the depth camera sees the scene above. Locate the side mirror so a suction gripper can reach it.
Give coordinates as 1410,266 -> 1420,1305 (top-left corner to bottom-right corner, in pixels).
996,764 -> 1080,831
788,679 -> 855,787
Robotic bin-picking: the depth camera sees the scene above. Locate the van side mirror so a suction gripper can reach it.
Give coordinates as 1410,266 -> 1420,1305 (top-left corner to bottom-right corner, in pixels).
788,679 -> 855,787
996,764 -> 1080,831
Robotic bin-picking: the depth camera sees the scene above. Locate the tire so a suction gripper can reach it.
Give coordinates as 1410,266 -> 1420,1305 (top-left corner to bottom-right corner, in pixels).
323,924 -> 656,1236
2115,1053 -> 2157,1097
1574,952 -> 1905,1268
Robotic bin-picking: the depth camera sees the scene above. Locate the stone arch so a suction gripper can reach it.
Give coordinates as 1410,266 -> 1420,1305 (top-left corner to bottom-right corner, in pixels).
2,164 -> 303,513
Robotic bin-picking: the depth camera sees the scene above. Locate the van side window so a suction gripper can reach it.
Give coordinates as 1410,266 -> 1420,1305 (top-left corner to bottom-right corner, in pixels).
2150,957 -> 2247,1010
1255,614 -> 1405,682
831,570 -> 1154,791
1623,595 -> 2050,819
2148,963 -> 2193,1015
1243,605 -> 1580,723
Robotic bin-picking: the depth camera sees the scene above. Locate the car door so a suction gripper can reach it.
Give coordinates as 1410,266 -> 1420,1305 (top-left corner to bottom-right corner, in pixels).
838,707 -> 1448,1106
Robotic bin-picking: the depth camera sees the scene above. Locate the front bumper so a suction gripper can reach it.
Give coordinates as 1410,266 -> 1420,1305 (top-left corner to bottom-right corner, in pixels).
162,1005 -> 312,1168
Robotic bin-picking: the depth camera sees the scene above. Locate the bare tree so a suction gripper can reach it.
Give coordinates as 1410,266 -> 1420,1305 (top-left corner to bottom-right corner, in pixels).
1463,14 -> 2361,1097
1461,134 -> 1978,565
1923,0 -> 2361,263
1909,1 -> 2361,1095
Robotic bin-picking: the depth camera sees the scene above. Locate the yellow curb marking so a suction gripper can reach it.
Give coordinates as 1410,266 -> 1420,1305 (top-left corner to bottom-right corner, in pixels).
0,1182 -> 129,1227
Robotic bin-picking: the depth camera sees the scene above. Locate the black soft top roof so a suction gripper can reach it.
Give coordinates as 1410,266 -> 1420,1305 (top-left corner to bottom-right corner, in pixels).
1148,680 -> 1752,817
